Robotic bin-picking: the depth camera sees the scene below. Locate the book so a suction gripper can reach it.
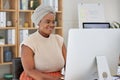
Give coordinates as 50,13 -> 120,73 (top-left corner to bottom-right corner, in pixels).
20,30 -> 29,43
42,0 -> 58,11
21,0 -> 28,10
0,12 -> 1,27
20,0 -> 23,9
53,0 -> 58,11
0,12 -> 6,27
3,12 -> 6,27
7,30 -> 15,44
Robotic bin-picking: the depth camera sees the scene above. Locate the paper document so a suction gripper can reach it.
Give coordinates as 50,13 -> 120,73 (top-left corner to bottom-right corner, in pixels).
78,3 -> 105,28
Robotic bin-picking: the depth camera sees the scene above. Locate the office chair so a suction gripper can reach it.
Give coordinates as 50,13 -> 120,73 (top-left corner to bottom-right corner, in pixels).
12,57 -> 23,80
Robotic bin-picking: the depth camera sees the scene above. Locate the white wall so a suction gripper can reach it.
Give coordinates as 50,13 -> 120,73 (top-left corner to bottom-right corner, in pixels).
63,0 -> 120,45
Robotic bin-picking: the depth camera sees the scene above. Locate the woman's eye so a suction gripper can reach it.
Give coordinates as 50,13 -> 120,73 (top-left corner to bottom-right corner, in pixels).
46,21 -> 50,24
46,21 -> 55,24
53,21 -> 55,24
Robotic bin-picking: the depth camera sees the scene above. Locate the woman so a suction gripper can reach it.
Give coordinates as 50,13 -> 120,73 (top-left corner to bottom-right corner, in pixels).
20,4 -> 66,80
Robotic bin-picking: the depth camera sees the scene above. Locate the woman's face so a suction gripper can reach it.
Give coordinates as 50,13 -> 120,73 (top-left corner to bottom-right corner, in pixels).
38,13 -> 55,37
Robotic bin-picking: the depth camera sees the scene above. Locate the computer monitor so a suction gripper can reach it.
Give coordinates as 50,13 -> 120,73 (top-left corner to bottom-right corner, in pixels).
65,29 -> 120,80
83,22 -> 110,28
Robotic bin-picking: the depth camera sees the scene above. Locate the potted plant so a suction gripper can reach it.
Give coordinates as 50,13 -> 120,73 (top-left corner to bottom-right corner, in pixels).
111,21 -> 120,28
0,36 -> 5,44
33,0 -> 39,10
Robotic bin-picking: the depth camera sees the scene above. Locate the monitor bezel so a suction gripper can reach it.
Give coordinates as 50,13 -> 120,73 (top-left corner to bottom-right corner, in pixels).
83,22 -> 110,28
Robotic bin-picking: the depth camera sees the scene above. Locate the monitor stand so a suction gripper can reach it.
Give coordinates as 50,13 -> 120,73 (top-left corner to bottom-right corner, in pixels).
96,56 -> 112,80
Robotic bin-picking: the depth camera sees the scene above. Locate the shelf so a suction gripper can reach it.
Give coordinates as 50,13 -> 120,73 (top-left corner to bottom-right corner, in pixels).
0,44 -> 16,47
19,27 -> 37,30
19,10 -> 34,12
0,62 -> 12,65
56,11 -> 62,13
0,27 -> 16,29
0,78 -> 4,80
0,9 -> 16,12
55,27 -> 62,29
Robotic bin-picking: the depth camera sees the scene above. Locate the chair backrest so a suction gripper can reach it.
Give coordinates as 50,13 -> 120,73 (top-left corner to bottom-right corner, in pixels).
12,57 -> 23,80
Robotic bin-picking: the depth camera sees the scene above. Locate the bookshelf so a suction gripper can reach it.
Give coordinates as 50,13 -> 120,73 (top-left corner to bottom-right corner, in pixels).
0,0 -> 17,65
0,0 -> 63,65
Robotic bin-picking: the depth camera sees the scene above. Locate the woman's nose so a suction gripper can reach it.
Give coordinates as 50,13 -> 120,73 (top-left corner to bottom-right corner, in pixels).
50,22 -> 55,27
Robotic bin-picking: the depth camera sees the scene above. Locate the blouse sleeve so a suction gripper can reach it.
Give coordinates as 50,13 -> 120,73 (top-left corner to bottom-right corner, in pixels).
21,37 -> 35,52
19,37 -> 35,57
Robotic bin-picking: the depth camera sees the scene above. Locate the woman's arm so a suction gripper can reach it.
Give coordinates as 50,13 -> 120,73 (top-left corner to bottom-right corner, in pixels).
61,43 -> 67,79
62,43 -> 67,72
62,43 -> 67,65
21,45 -> 61,80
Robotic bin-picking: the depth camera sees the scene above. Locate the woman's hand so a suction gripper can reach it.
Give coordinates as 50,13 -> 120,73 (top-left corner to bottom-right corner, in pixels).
42,73 -> 64,80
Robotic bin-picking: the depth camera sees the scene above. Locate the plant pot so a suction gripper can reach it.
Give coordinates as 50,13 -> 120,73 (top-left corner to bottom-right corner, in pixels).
0,39 -> 5,44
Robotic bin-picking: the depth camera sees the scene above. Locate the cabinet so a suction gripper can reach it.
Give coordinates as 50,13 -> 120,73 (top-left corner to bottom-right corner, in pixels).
0,0 -> 63,65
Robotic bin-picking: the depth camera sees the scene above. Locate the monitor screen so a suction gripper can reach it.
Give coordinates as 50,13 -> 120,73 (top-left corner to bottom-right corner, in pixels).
65,29 -> 120,80
83,22 -> 110,28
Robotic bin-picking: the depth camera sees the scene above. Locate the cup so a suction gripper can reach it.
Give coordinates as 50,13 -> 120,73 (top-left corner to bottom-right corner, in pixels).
24,22 -> 29,28
7,21 -> 12,27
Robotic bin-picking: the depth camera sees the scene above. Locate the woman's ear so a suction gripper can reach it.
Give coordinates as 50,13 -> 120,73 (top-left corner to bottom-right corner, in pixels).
38,21 -> 41,26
